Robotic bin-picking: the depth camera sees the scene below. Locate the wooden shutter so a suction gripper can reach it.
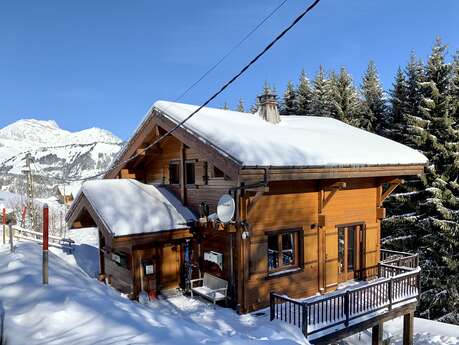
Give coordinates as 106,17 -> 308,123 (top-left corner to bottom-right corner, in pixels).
194,161 -> 208,186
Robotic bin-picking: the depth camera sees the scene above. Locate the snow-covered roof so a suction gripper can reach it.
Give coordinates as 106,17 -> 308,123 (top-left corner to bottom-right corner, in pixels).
153,101 -> 428,168
80,179 -> 196,237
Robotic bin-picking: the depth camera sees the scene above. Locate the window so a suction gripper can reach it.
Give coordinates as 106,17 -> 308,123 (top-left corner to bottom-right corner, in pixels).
169,162 -> 180,184
267,229 -> 302,275
213,165 -> 224,178
185,161 -> 195,185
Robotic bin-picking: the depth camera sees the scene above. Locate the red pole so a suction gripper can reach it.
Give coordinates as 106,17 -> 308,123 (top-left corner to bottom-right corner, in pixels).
43,204 -> 49,284
22,207 -> 26,227
2,208 -> 6,245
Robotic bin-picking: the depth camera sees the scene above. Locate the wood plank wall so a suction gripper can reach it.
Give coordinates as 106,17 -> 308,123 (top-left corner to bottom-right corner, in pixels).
143,136 -> 237,214
241,178 -> 381,312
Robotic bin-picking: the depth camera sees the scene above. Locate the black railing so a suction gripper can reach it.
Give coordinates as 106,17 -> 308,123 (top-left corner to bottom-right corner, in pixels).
270,249 -> 420,339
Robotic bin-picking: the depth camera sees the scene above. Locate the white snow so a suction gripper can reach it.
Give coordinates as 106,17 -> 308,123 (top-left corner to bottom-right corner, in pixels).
153,101 -> 428,168
1,239 -> 457,345
79,179 -> 196,237
0,241 -> 309,345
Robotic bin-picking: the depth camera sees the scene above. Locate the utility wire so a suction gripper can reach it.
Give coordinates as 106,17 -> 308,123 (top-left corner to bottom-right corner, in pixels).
52,0 -> 322,183
174,0 -> 289,103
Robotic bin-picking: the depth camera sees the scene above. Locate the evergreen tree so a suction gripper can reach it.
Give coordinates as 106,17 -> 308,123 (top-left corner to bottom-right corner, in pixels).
310,65 -> 332,117
383,38 -> 459,324
281,80 -> 298,115
387,67 -> 408,141
401,52 -> 429,150
297,69 -> 313,115
222,102 -> 230,110
360,61 -> 387,134
236,98 -> 245,112
329,67 -> 359,124
451,51 -> 459,123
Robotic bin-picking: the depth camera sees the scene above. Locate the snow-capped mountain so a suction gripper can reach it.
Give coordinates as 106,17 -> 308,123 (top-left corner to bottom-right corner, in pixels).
0,119 -> 123,198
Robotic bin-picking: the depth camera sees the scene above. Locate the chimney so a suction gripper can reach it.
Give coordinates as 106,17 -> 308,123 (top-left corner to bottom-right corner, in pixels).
257,85 -> 280,124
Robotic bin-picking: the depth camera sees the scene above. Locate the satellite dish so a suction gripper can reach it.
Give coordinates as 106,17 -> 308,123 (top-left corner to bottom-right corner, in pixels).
217,194 -> 235,223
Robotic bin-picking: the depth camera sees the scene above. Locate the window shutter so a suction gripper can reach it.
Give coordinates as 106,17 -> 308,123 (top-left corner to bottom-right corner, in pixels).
195,161 -> 208,185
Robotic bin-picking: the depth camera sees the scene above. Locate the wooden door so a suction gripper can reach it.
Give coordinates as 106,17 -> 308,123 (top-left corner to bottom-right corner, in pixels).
160,243 -> 181,290
337,224 -> 364,283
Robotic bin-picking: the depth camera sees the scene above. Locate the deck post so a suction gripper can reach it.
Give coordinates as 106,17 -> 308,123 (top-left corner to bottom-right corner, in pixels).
344,290 -> 350,326
2,208 -> 6,245
388,278 -> 393,310
301,302 -> 308,337
372,322 -> 383,345
403,311 -> 414,345
269,292 -> 274,321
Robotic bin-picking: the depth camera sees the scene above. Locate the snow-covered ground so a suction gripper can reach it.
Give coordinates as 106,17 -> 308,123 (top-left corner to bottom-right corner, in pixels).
0,230 -> 457,345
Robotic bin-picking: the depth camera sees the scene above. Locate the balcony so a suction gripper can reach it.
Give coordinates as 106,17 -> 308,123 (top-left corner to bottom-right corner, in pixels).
269,249 -> 420,345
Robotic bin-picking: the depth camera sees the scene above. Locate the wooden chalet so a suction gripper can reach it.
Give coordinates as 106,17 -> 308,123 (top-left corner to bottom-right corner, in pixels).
66,90 -> 427,345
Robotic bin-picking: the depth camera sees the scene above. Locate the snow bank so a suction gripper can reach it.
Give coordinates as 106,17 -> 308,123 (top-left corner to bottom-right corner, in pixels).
154,101 -> 428,168
80,179 -> 196,237
0,242 -> 309,345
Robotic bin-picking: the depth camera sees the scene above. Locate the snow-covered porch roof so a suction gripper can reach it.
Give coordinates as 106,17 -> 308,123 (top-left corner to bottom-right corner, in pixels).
66,179 -> 196,238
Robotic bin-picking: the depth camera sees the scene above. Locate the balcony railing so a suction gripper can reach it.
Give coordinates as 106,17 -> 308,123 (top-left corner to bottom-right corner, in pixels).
269,249 -> 420,340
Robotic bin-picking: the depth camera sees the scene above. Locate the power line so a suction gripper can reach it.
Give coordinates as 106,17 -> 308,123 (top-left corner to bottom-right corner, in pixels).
174,0 -> 289,103
49,0 -> 323,183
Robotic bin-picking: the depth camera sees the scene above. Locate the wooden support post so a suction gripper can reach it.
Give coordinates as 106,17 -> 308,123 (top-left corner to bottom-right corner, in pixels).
403,312 -> 414,345
302,303 -> 308,337
8,224 -> 13,253
388,278 -> 393,310
43,204 -> 49,285
372,322 -> 383,345
269,292 -> 274,321
2,208 -> 5,245
344,291 -> 350,326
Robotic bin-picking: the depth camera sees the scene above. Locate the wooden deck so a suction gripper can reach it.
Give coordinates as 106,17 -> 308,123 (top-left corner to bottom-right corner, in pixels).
269,249 -> 420,344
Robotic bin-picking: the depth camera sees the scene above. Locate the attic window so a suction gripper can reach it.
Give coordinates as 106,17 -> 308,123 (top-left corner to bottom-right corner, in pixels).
169,161 -> 180,184
186,161 -> 195,185
213,166 -> 224,178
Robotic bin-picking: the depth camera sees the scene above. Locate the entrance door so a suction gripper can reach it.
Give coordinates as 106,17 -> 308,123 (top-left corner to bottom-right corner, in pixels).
160,243 -> 181,290
337,224 -> 365,282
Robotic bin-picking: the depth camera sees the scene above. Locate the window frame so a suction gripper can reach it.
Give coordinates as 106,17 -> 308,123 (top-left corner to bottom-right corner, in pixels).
185,160 -> 196,185
168,161 -> 180,185
265,228 -> 304,278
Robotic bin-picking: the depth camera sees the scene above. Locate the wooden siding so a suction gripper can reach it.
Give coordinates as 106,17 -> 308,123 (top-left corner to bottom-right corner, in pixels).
143,136 -> 237,214
239,178 -> 381,312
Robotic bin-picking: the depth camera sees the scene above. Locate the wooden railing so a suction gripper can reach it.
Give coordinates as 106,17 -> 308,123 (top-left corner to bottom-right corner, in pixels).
381,249 -> 419,268
9,226 -> 74,251
270,249 -> 420,339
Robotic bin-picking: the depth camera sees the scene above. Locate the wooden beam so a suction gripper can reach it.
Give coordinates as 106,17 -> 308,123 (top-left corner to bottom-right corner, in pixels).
380,179 -> 402,205
180,143 -> 186,204
322,182 -> 347,209
403,312 -> 414,345
372,322 -> 383,345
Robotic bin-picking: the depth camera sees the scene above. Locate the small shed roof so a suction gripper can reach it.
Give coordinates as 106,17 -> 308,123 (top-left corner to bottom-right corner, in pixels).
153,101 -> 428,168
78,179 -> 196,237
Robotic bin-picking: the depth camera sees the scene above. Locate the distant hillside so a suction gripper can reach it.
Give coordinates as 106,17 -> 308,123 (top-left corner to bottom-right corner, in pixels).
0,119 -> 123,198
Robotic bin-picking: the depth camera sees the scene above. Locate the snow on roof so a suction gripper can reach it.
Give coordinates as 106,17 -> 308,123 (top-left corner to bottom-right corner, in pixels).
81,179 -> 196,237
153,101 -> 428,168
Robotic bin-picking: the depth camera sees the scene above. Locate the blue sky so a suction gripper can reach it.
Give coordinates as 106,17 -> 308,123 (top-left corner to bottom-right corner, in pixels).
1,0 -> 458,140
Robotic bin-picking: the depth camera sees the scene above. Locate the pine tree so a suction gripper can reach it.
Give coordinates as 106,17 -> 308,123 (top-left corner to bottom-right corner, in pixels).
236,98 -> 245,112
360,61 -> 387,134
281,80 -> 298,115
222,102 -> 230,110
383,38 -> 459,324
451,51 -> 459,123
329,67 -> 359,124
297,69 -> 313,115
401,52 -> 429,150
310,65 -> 332,117
387,67 -> 408,141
